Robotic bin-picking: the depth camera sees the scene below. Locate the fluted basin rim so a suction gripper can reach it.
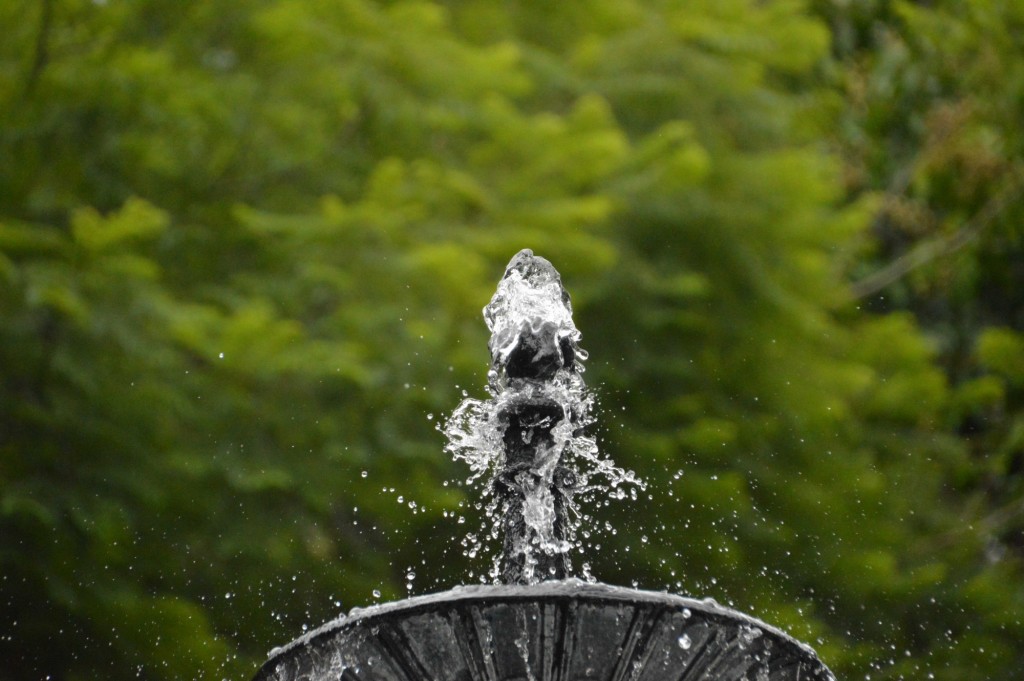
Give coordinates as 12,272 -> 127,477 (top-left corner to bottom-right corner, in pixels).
259,579 -> 826,673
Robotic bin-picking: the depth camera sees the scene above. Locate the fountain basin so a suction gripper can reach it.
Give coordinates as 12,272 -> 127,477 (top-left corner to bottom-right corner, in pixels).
253,580 -> 834,681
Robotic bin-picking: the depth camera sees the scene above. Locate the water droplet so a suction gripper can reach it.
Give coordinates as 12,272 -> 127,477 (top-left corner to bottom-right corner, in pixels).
372,590 -> 381,599
361,471 -> 368,478
218,352 -> 224,359
678,634 -> 692,650
740,625 -> 763,647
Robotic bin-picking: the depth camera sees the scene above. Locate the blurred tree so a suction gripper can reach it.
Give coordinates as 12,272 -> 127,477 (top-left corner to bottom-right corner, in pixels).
0,0 -> 1020,680
818,0 -> 1024,676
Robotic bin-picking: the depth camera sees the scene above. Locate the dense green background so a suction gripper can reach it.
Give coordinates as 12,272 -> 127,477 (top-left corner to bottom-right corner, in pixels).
2,0 -> 1023,679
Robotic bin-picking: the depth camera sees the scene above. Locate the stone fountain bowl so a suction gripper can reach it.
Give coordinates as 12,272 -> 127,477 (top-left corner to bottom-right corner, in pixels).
253,580 -> 835,681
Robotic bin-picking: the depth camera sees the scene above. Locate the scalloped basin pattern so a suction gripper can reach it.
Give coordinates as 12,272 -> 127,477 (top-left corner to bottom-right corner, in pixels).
254,581 -> 834,681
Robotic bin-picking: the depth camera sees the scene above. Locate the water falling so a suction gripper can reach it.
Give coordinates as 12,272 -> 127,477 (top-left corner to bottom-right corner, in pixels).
444,249 -> 642,584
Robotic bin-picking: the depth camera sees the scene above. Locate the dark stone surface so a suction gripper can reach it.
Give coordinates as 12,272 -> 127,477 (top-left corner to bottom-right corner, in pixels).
253,582 -> 835,681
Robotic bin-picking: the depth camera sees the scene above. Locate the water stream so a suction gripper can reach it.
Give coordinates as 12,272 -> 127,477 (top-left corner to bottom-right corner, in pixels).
444,250 -> 643,584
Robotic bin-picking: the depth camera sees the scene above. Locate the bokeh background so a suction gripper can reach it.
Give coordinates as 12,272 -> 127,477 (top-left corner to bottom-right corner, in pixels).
2,0 -> 1024,679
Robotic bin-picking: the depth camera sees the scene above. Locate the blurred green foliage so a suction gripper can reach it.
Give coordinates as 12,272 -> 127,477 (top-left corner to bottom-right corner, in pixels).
1,0 -> 1022,679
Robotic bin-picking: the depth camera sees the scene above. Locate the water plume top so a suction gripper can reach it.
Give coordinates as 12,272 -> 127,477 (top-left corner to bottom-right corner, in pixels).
484,249 -> 583,386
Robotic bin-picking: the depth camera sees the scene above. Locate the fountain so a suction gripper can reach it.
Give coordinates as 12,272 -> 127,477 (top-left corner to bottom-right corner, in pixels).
253,250 -> 835,681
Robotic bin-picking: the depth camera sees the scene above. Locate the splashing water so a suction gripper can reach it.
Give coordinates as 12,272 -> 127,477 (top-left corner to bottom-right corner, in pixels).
444,250 -> 643,584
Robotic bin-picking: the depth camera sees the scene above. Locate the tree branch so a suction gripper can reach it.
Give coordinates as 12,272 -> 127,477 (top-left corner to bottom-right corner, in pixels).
850,168 -> 1024,300
24,0 -> 55,97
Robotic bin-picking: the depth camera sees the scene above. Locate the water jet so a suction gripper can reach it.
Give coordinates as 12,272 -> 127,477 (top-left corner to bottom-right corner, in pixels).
253,250 -> 835,681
